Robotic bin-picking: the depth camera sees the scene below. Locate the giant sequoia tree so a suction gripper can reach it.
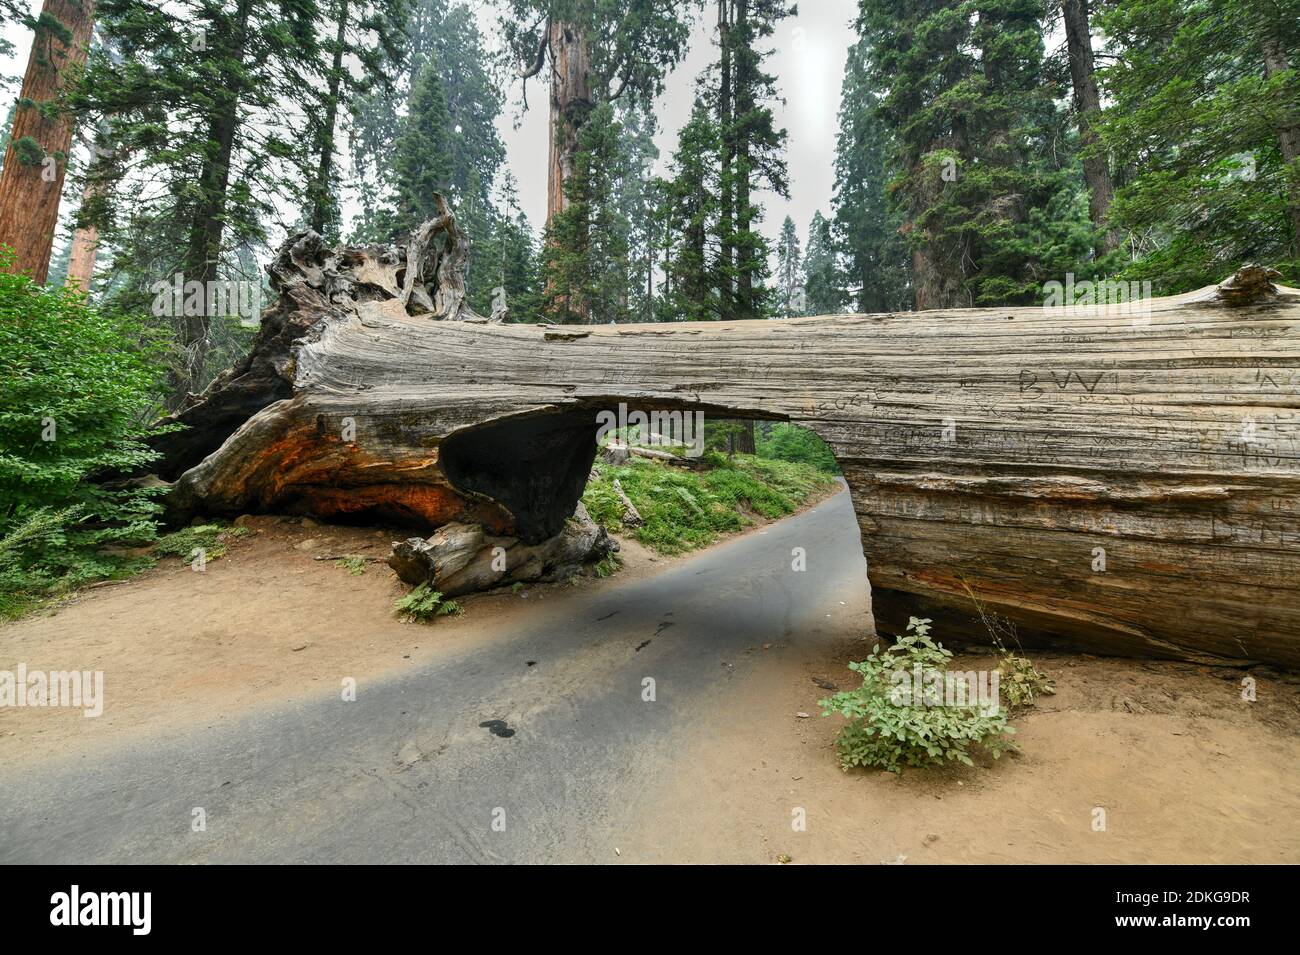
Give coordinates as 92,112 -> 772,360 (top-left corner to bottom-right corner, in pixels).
0,0 -> 97,284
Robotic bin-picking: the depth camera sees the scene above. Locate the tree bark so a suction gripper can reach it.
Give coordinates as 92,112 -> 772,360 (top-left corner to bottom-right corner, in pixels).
154,226 -> 1300,668
0,0 -> 97,284
717,0 -> 735,321
64,171 -> 99,291
1263,36 -> 1300,259
732,0 -> 756,318
1062,0 -> 1118,255
545,20 -> 591,224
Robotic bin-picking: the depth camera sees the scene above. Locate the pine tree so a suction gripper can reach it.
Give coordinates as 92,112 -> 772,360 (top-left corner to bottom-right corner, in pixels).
831,34 -> 910,313
774,214 -> 801,317
857,0 -> 1091,308
1096,0 -> 1300,288
802,210 -> 843,315
721,0 -> 793,319
305,0 -> 407,240
74,0 -> 328,405
660,95 -> 723,323
389,58 -> 456,237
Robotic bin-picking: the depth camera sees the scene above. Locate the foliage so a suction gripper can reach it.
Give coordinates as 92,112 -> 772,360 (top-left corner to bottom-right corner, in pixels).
153,523 -> 249,561
756,423 -> 839,474
394,582 -> 461,621
0,259 -> 169,616
960,578 -> 1055,708
336,555 -> 368,576
1095,0 -> 1300,289
819,618 -> 1017,774
583,452 -> 833,555
593,552 -> 623,578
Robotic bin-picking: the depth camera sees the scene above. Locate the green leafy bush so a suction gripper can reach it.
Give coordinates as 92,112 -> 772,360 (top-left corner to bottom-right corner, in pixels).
819,618 -> 1018,774
0,253 -> 169,615
394,582 -> 461,621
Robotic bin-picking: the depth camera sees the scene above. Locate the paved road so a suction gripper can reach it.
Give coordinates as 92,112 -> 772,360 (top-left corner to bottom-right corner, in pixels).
0,485 -> 869,863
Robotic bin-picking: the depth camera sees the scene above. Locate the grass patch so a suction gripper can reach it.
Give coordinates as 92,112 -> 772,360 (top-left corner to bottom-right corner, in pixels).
153,523 -> 249,562
583,452 -> 834,555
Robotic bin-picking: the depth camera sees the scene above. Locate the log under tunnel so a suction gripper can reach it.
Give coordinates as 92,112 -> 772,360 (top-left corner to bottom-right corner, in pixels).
153,228 -> 1300,668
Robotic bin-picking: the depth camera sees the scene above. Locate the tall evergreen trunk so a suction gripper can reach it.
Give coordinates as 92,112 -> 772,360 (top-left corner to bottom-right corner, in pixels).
0,0 -> 97,284
1062,0 -> 1117,255
543,19 -> 592,321
309,0 -> 349,237
717,0 -> 735,320
175,0 -> 252,407
1262,36 -> 1300,258
546,20 -> 592,223
733,0 -> 755,318
913,114 -> 968,311
64,175 -> 100,290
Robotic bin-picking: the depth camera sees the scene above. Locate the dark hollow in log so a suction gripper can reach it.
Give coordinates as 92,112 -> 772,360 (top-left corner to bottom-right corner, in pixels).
154,216 -> 1300,669
439,409 -> 599,544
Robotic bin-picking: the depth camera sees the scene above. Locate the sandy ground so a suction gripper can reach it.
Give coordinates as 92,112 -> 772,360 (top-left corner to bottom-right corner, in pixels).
612,642 -> 1300,864
4,498 -> 1299,864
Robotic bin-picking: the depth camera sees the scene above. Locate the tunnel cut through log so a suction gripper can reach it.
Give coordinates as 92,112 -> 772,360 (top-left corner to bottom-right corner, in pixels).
152,223 -> 1300,668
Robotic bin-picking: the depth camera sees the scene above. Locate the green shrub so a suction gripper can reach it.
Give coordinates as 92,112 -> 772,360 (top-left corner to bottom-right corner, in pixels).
819,618 -> 1018,774
395,582 -> 461,621
0,253 -> 170,615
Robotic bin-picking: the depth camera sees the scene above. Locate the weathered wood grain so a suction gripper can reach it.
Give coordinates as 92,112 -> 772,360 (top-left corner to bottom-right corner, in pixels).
159,228 -> 1300,667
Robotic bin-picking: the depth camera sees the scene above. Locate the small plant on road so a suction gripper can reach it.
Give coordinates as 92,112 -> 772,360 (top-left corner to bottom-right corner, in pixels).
395,583 -> 461,622
819,618 -> 1017,774
336,555 -> 368,576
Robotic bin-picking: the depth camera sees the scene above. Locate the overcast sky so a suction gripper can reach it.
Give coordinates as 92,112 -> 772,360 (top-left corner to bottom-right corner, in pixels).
2,0 -> 859,254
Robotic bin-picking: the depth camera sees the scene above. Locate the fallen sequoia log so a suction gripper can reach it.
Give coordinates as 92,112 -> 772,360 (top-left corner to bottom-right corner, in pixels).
153,218 -> 1300,667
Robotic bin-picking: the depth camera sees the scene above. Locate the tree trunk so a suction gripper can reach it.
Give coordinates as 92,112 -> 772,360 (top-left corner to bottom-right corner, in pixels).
173,0 -> 252,408
733,0 -> 755,318
64,169 -> 100,290
0,0 -> 97,284
545,20 -> 591,224
1062,0 -> 1118,255
1263,36 -> 1300,258
717,0 -> 735,321
308,0 -> 349,237
153,218 -> 1300,668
